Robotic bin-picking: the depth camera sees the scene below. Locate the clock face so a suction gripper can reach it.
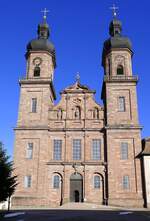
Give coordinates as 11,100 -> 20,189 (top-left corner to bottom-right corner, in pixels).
33,57 -> 42,66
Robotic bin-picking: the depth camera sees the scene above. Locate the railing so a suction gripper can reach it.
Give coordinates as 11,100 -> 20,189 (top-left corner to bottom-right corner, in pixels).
104,75 -> 138,82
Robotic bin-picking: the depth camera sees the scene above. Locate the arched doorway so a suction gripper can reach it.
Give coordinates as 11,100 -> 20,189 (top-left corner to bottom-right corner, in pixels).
70,173 -> 83,202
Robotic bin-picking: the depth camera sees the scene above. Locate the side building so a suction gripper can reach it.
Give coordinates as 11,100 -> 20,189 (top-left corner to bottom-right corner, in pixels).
12,15 -> 144,208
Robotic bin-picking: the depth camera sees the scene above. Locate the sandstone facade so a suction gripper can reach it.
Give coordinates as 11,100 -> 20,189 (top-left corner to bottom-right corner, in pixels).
12,17 -> 144,208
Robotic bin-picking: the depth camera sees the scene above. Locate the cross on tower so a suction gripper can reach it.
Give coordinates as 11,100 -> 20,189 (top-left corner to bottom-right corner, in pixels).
110,4 -> 119,18
41,8 -> 49,20
76,72 -> 80,82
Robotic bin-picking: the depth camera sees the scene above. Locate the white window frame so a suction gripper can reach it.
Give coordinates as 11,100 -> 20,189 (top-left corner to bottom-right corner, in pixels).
24,175 -> 31,188
121,142 -> 128,160
26,143 -> 33,159
94,175 -> 101,189
53,175 -> 60,189
53,140 -> 62,160
73,139 -> 81,160
31,98 -> 37,113
123,175 -> 130,189
92,139 -> 101,160
118,96 -> 126,112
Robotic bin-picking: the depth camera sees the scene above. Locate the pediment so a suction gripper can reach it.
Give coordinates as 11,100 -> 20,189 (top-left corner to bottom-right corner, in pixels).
61,81 -> 95,94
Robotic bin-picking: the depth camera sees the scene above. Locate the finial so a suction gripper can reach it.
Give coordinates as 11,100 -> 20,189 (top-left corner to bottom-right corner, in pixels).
76,72 -> 80,82
41,8 -> 49,21
110,4 -> 119,18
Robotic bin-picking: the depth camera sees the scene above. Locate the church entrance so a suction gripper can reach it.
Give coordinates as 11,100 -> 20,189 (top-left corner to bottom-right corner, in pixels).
70,173 -> 83,202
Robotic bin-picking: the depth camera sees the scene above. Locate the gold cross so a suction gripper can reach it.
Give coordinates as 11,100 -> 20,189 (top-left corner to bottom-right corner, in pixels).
110,4 -> 119,18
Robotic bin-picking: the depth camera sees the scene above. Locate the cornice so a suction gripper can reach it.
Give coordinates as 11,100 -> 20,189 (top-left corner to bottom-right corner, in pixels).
105,124 -> 143,130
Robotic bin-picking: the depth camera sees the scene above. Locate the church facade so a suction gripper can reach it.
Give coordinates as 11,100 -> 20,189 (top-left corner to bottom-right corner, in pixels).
12,15 -> 145,208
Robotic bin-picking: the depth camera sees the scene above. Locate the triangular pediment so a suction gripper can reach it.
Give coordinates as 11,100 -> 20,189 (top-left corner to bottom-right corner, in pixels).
61,81 -> 95,94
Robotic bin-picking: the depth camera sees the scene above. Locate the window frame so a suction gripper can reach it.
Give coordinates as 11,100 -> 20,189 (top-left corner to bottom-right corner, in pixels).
72,139 -> 81,160
53,175 -> 60,189
92,139 -> 101,160
94,175 -> 101,189
121,142 -> 128,160
26,142 -> 33,159
118,96 -> 126,112
53,140 -> 62,161
122,175 -> 130,190
31,98 -> 37,113
24,175 -> 32,188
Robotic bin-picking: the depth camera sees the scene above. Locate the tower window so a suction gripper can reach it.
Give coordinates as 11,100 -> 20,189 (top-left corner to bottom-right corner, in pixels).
117,65 -> 124,75
92,139 -> 101,160
31,98 -> 37,113
26,143 -> 33,159
118,97 -> 125,112
53,175 -> 60,189
24,175 -> 32,188
121,142 -> 128,160
34,66 -> 40,77
94,175 -> 100,188
122,175 -> 130,189
73,139 -> 81,160
53,140 -> 62,160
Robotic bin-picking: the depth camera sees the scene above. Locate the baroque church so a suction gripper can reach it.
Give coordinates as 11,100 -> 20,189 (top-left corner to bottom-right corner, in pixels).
12,12 -> 147,208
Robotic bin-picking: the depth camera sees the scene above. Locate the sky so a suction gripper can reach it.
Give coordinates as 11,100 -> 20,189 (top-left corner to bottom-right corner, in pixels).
0,0 -> 150,158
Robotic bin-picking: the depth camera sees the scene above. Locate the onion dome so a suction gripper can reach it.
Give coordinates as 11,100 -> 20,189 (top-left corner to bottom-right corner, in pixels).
26,19 -> 56,68
102,18 -> 132,66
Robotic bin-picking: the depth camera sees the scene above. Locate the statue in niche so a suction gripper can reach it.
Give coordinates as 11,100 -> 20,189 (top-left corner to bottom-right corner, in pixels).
74,106 -> 81,119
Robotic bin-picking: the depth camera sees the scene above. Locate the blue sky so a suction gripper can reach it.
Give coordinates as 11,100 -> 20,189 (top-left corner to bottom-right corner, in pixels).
0,0 -> 150,157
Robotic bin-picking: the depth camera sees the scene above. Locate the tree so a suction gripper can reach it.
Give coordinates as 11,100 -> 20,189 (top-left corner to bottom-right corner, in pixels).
0,142 -> 18,211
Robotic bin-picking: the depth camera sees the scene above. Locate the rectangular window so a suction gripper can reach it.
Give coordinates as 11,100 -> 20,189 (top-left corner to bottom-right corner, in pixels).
92,139 -> 101,160
53,140 -> 62,160
26,143 -> 33,159
31,98 -> 37,113
24,175 -> 31,188
121,142 -> 128,160
123,175 -> 130,189
118,97 -> 125,112
73,139 -> 81,160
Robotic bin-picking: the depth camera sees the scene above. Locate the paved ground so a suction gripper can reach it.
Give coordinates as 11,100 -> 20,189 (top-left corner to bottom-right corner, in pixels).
1,203 -> 150,221
2,209 -> 150,221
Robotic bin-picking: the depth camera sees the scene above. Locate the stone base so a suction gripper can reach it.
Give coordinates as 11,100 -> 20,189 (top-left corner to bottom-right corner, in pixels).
11,196 -> 60,208
108,197 -> 144,208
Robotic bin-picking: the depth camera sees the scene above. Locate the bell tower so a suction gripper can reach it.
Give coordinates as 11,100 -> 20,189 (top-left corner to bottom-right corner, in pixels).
12,14 -> 57,207
17,15 -> 56,127
101,14 -> 144,207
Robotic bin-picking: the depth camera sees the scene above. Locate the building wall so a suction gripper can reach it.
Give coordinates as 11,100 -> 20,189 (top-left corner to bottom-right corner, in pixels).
143,156 -> 150,208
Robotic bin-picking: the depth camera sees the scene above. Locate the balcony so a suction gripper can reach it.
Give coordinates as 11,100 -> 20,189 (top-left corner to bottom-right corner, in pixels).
104,75 -> 138,82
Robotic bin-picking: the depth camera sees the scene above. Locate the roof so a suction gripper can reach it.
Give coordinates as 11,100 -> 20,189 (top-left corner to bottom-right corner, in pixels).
141,137 -> 150,155
102,18 -> 132,66
26,21 -> 56,68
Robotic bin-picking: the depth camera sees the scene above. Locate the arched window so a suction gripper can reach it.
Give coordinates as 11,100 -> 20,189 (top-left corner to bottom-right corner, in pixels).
34,66 -> 40,77
74,106 -> 81,119
94,175 -> 100,188
53,175 -> 60,189
117,65 -> 124,75
93,108 -> 99,119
